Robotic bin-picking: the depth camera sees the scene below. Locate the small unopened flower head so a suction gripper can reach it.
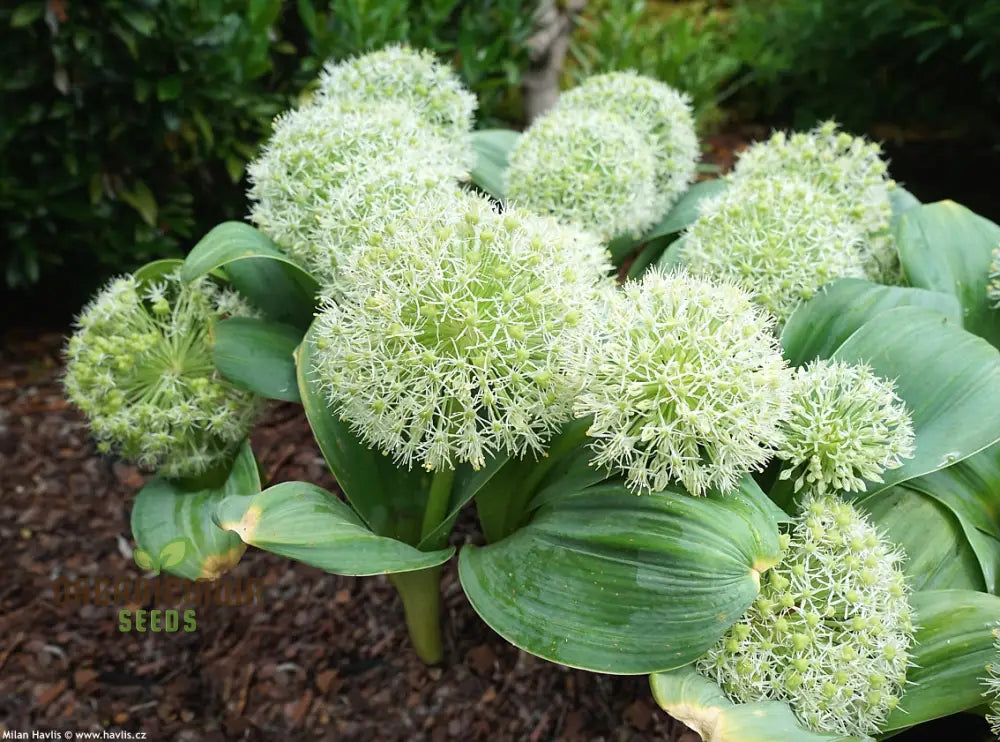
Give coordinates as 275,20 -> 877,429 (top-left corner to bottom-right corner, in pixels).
247,102 -> 466,286
316,44 -> 476,149
313,192 -> 611,471
555,70 -> 699,214
572,269 -> 791,495
983,624 -> 1000,736
63,271 -> 263,478
682,177 -> 866,324
698,495 -> 914,737
775,359 -> 915,496
987,245 -> 1000,309
505,107 -> 659,239
732,121 -> 897,283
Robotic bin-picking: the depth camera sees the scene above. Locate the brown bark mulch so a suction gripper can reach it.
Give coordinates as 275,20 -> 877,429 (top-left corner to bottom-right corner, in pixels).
0,331 -> 695,741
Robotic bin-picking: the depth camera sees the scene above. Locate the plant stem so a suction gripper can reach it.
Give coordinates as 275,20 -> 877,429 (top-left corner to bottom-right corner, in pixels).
420,465 -> 457,545
388,566 -> 444,665
520,416 -> 592,496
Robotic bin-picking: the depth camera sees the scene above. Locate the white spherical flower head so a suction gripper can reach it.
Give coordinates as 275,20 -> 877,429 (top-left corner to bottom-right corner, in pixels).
63,271 -> 263,478
681,177 -> 867,324
732,120 -> 898,283
247,101 -> 466,286
775,359 -> 915,496
312,193 -> 611,471
317,45 -> 476,151
983,624 -> 1000,736
505,107 -> 659,240
573,269 -> 791,495
698,495 -> 914,737
556,70 -> 699,214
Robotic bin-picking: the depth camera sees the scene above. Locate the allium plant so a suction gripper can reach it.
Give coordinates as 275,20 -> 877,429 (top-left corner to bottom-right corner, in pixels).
313,191 -> 611,472
698,495 -> 914,737
554,70 -> 699,216
505,106 -> 660,239
985,625 -> 1000,736
731,120 -> 898,283
989,245 -> 1000,308
775,359 -> 915,496
681,177 -> 867,323
63,270 -> 262,478
572,269 -> 791,495
64,44 -> 1000,738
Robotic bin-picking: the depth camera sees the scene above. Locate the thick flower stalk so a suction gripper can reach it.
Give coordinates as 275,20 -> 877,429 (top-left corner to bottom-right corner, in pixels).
63,271 -> 262,478
984,624 -> 1000,736
247,102 -> 466,287
316,45 -> 477,150
554,70 -> 699,215
731,121 -> 898,283
698,495 -> 914,737
313,192 -> 611,471
775,359 -> 915,496
505,106 -> 659,239
681,177 -> 867,324
572,269 -> 791,495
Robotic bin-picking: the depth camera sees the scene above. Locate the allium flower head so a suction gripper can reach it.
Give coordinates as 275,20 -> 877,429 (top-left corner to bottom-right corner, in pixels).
681,177 -> 867,324
572,269 -> 791,495
63,271 -> 263,478
698,495 -> 914,737
732,121 -> 897,283
555,70 -> 699,214
775,359 -> 915,496
247,101 -> 466,286
313,192 -> 611,471
988,245 -> 1000,309
317,45 -> 477,146
983,624 -> 1000,736
505,107 -> 659,240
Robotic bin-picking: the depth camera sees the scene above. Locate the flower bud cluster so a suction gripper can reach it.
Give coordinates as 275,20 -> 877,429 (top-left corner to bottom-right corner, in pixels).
731,121 -> 898,283
984,624 -> 1000,736
313,191 -> 611,471
64,271 -> 262,478
506,71 -> 698,240
698,495 -> 914,737
681,177 -> 867,323
571,269 -> 791,495
775,359 -> 915,496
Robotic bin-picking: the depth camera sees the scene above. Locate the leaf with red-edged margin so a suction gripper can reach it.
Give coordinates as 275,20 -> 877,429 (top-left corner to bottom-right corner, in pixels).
882,589 -> 1000,732
780,278 -> 962,366
649,667 -> 873,741
214,481 -> 454,576
861,485 -> 985,592
831,306 -> 1000,500
903,441 -> 1000,593
181,222 -> 318,328
896,200 -> 1000,347
458,477 -> 783,674
212,316 -> 302,403
131,439 -> 260,581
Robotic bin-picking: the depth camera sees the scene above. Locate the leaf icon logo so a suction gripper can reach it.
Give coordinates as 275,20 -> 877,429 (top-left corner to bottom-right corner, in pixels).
158,538 -> 188,569
134,548 -> 157,573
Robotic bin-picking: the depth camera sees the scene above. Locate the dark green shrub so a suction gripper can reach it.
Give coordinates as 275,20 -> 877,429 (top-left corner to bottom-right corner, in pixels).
0,0 -> 533,294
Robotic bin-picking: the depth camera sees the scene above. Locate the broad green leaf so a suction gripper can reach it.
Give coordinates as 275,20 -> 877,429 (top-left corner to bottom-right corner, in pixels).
781,278 -> 962,366
297,319 -> 497,546
212,317 -> 302,403
889,187 -> 920,225
882,589 -> 1000,732
133,258 -> 184,287
897,201 -> 1000,347
832,306 -> 1000,499
649,667 -> 872,742
131,440 -> 260,580
644,179 -> 729,241
182,222 -> 318,328
458,477 -> 783,673
469,128 -> 519,199
905,442 -> 1000,593
214,482 -> 454,575
862,486 -> 985,592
